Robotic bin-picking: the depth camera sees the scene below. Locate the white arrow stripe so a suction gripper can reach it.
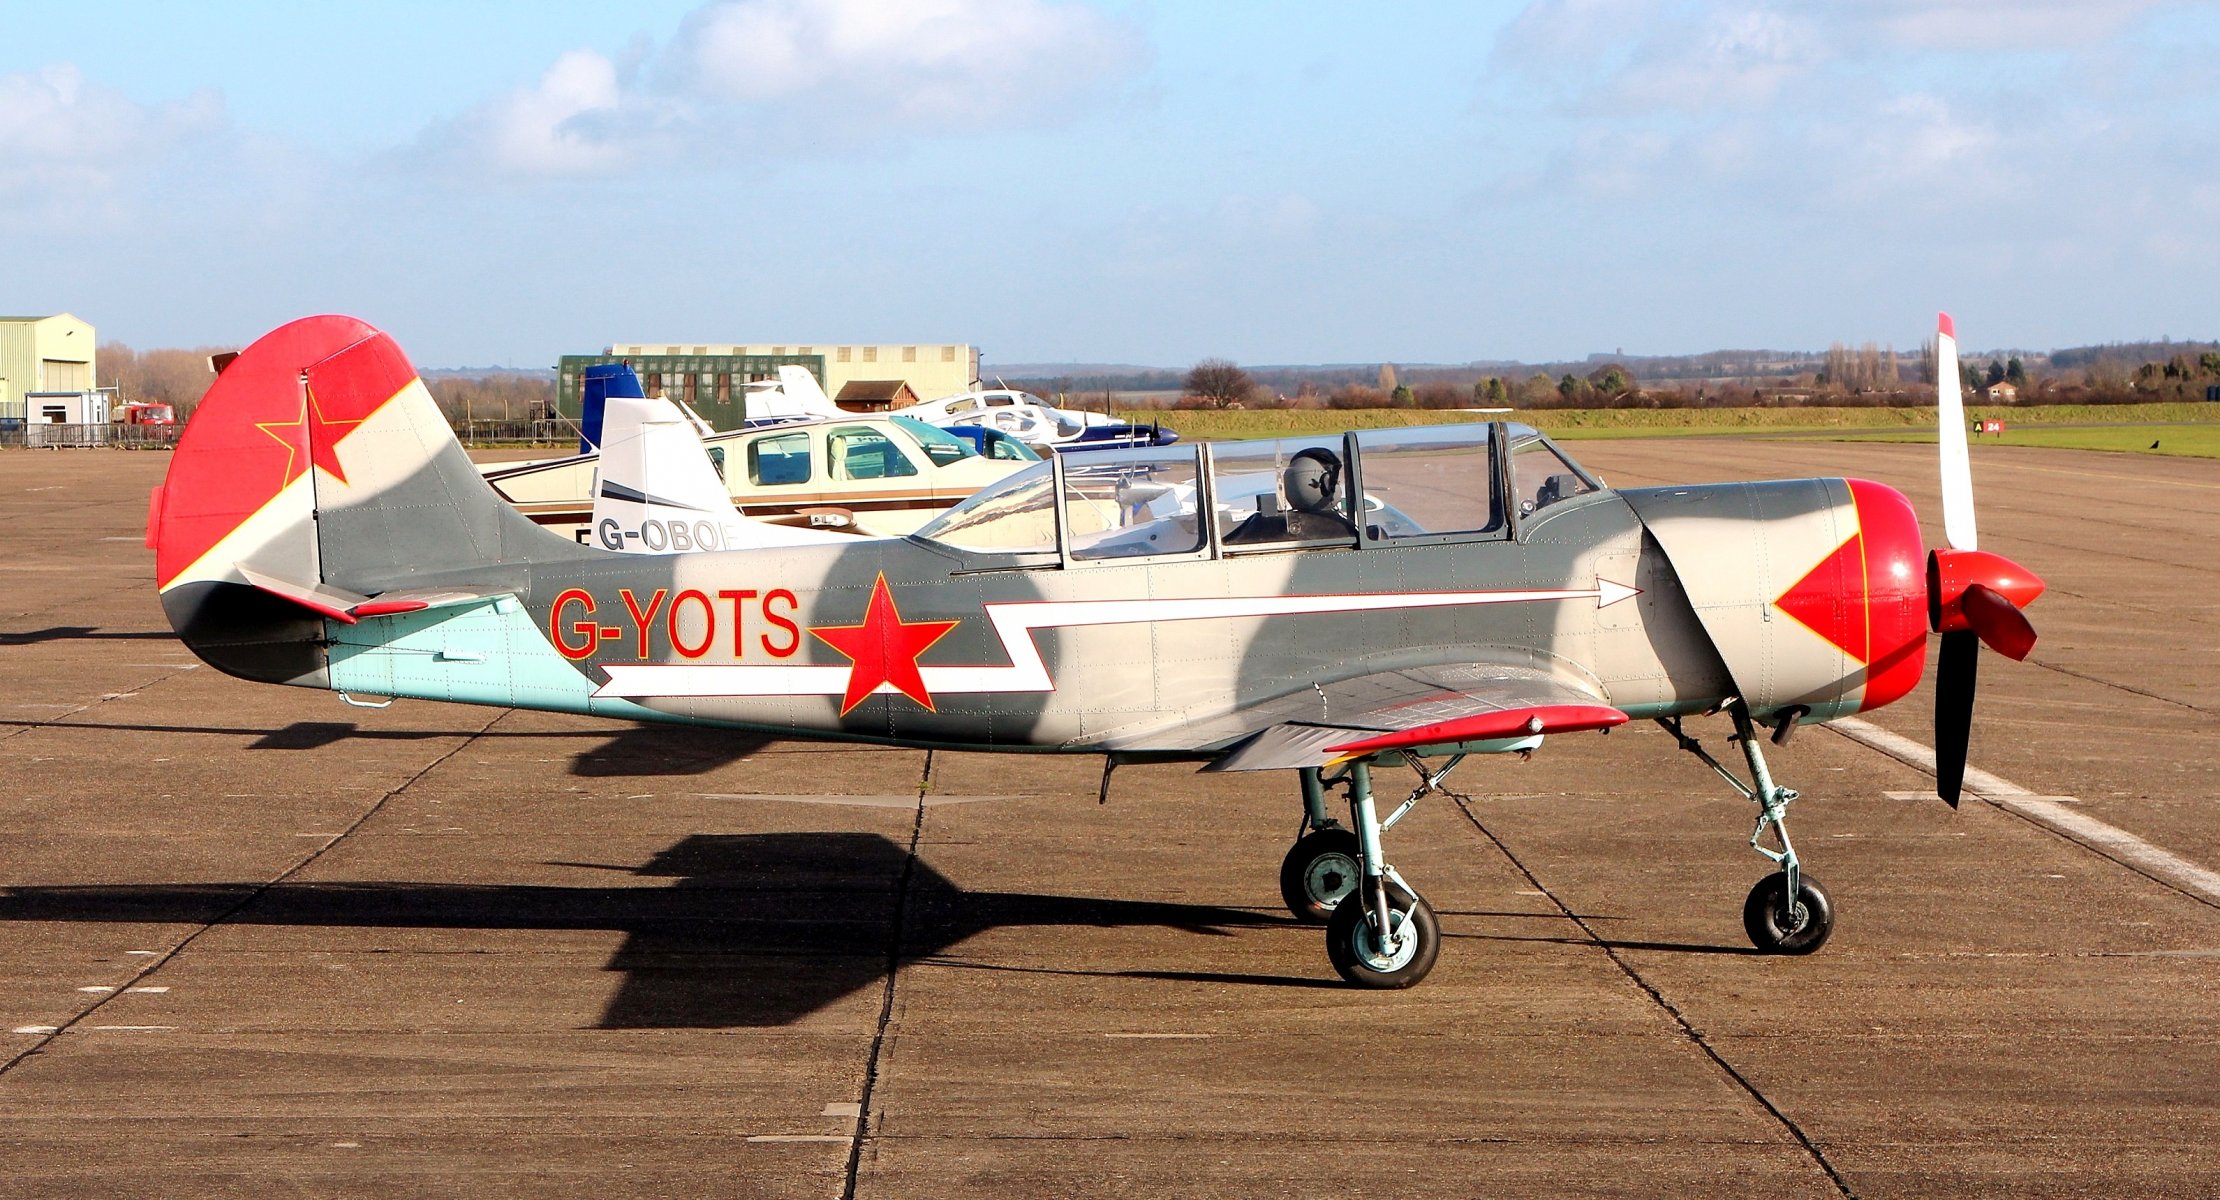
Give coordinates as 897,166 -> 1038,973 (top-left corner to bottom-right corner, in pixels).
595,580 -> 1638,700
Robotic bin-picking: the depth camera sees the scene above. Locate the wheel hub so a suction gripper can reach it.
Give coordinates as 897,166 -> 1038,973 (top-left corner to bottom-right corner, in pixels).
1352,908 -> 1417,972
1305,854 -> 1357,906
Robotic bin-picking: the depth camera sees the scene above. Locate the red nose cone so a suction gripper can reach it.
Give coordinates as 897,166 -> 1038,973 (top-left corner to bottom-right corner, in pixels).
1846,480 -> 1931,713
1928,548 -> 2046,633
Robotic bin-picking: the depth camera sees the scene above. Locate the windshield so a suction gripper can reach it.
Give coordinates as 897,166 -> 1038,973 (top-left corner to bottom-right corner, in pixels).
913,461 -> 1061,554
1507,427 -> 1600,517
890,415 -> 977,466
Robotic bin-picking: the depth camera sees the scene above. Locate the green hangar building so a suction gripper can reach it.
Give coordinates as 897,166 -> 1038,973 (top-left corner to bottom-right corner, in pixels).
556,341 -> 982,428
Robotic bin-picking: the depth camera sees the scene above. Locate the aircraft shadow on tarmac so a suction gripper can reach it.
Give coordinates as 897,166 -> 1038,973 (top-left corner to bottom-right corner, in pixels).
0,832 -> 1314,1027
1,717 -> 773,777
0,626 -> 181,646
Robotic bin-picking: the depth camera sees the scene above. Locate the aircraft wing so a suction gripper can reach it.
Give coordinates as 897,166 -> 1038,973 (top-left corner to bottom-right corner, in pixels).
1200,664 -> 1626,772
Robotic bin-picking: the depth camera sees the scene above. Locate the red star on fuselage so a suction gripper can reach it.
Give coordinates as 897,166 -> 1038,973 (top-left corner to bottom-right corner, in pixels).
809,573 -> 960,716
254,384 -> 367,487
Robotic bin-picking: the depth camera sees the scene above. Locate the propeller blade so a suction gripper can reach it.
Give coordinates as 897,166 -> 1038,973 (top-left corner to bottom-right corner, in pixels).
1934,629 -> 1978,807
1936,313 -> 1978,551
1961,582 -> 2037,661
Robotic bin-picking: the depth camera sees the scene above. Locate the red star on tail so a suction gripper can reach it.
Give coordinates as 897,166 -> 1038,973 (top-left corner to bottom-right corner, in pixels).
254,384 -> 368,487
809,574 -> 960,716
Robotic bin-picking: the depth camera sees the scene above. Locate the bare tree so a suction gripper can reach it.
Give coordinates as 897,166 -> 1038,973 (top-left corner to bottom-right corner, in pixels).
1184,358 -> 1258,408
100,342 -> 239,416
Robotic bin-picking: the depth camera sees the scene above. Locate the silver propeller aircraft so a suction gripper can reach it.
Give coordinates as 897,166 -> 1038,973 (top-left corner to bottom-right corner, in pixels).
150,314 -> 2042,988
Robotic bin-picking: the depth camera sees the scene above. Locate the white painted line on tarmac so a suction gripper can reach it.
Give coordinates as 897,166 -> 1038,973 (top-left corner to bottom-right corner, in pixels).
1832,717 -> 2220,906
75,986 -> 115,994
12,1026 -> 58,1035
821,1102 -> 861,1118
128,986 -> 169,994
124,950 -> 158,956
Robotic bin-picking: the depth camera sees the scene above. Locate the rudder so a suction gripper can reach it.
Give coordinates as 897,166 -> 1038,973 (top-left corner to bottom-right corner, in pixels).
152,315 -> 583,683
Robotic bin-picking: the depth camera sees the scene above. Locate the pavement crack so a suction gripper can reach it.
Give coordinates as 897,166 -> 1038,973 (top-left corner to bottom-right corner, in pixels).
0,706 -> 511,1080
0,660 -> 200,744
2021,658 -> 2212,717
1446,795 -> 1859,1200
842,748 -> 930,1200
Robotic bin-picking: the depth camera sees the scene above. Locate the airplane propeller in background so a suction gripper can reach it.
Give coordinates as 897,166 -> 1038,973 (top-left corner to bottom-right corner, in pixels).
1926,314 -> 2045,805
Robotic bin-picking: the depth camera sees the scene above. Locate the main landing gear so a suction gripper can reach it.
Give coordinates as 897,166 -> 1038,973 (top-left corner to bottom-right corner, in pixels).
1281,757 -> 1460,988
1660,703 -> 1836,955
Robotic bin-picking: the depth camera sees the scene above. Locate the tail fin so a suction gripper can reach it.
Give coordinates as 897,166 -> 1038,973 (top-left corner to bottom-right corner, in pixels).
742,366 -> 844,421
589,392 -> 850,552
576,361 -> 644,454
151,315 -> 580,682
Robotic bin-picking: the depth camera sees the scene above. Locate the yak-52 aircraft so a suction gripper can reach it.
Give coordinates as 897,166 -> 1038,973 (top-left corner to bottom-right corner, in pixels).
149,314 -> 2041,988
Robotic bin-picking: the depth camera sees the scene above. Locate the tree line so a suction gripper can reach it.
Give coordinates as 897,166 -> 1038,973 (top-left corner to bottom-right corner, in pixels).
1145,344 -> 2220,412
97,343 -> 558,422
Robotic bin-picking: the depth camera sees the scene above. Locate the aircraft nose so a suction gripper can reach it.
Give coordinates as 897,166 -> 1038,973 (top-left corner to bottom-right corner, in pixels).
1844,480 -> 1930,713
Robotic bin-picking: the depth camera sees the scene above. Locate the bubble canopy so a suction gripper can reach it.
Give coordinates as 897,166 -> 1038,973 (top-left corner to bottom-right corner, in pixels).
911,422 -> 1599,559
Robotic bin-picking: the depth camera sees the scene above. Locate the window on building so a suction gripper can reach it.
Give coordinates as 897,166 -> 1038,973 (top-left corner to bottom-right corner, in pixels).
838,347 -> 852,363
862,347 -> 878,363
942,346 -> 957,363
903,346 -> 917,363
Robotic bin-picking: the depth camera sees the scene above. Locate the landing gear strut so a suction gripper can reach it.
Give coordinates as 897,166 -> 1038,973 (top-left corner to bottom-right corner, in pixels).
1660,704 -> 1837,955
1282,760 -> 1445,987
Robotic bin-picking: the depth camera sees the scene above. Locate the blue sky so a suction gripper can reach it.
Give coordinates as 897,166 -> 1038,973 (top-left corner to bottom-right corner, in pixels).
5,0 -> 2218,368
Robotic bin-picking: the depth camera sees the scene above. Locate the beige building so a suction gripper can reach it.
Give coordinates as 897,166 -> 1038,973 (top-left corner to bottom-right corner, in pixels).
605,341 -> 981,406
0,313 -> 96,422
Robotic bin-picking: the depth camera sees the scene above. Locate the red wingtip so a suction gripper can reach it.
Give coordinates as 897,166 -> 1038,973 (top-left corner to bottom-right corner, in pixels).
1938,312 -> 1955,339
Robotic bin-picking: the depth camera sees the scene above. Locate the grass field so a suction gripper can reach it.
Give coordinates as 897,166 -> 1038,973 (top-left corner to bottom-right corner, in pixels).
1134,403 -> 2220,458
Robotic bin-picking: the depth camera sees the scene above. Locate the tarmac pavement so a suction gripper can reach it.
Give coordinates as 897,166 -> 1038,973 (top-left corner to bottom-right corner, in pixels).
1,442 -> 2215,1197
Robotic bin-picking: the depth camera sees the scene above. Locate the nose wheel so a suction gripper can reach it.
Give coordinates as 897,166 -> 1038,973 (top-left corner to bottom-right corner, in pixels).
1660,705 -> 1844,956
1743,872 -> 1834,954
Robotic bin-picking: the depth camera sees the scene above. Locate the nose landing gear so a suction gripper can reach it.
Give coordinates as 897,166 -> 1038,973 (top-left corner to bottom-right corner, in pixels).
1661,703 -> 1838,955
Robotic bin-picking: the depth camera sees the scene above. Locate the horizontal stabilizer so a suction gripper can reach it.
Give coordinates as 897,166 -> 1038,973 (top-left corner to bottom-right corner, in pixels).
236,566 -> 507,625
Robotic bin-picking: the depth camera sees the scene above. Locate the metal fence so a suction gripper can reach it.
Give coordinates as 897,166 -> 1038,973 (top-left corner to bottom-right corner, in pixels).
0,420 -> 574,451
453,419 -> 578,446
0,423 -> 183,450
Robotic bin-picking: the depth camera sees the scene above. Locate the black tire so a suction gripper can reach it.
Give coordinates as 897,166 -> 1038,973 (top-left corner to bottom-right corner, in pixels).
1741,872 -> 1834,955
1278,828 -> 1362,923
1325,881 -> 1440,988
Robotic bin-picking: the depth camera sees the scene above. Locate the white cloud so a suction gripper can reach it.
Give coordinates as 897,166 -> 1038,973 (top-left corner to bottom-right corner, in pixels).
423,0 -> 1144,177
0,65 -> 225,210
1866,0 -> 2175,51
675,0 -> 1140,125
471,50 -> 638,175
1601,8 -> 1823,113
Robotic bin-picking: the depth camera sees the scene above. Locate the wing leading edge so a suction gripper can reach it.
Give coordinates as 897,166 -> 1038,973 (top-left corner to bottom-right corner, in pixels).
1201,665 -> 1627,772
